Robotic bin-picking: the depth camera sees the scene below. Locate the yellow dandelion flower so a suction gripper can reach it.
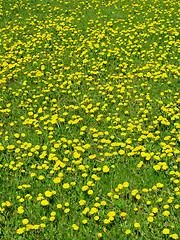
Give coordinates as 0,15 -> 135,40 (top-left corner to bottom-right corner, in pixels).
97,233 -> 102,238
72,224 -> 79,230
103,165 -> 109,173
170,234 -> 178,239
41,200 -> 49,206
17,228 -> 25,234
57,204 -> 62,209
107,211 -> 116,217
53,177 -> 61,184
79,200 -> 86,206
73,152 -> 80,159
123,182 -> 129,188
134,222 -> 140,228
125,229 -> 131,234
63,183 -> 70,189
147,217 -> 154,222
162,228 -> 170,234
118,149 -> 125,155
22,219 -> 29,224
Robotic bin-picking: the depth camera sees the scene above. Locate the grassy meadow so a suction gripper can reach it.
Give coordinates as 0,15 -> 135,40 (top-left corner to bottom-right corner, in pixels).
0,0 -> 180,239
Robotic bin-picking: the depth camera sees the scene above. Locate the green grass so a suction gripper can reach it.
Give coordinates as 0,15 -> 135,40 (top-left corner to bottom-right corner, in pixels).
0,0 -> 180,239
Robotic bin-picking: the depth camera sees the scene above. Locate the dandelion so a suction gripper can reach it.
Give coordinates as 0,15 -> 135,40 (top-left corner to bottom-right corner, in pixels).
134,223 -> 140,228
88,190 -> 93,195
125,229 -> 131,234
107,211 -> 116,217
82,185 -> 89,191
41,200 -> 49,206
17,206 -> 24,214
162,228 -> 170,234
72,224 -> 79,230
53,177 -> 61,183
63,183 -> 70,189
103,165 -> 109,172
123,182 -> 129,188
152,208 -> 158,213
57,204 -> 62,208
97,233 -> 102,238
45,191 -> 52,197
40,223 -> 46,228
94,216 -> 99,221
50,217 -> 55,221
22,219 -> 29,224
73,152 -> 80,159
79,200 -> 86,206
17,227 -> 25,234
104,219 -> 110,224
119,150 -> 125,155
147,217 -> 154,222
64,208 -> 70,213
101,201 -> 106,206
120,212 -> 127,217
38,175 -> 44,180
170,234 -> 179,239
163,211 -> 170,216
82,219 -> 88,224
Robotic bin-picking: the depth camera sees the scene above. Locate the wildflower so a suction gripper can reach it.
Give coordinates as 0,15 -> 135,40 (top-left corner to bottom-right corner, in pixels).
17,206 -> 24,214
89,207 -> 98,215
63,183 -> 70,189
88,190 -> 93,195
53,177 -> 61,183
41,200 -> 49,206
17,227 -> 25,234
57,204 -> 62,208
103,165 -> 109,172
118,184 -> 123,189
72,224 -> 79,230
170,234 -> 179,239
134,223 -> 140,228
73,152 -> 80,159
38,175 -> 44,180
50,211 -> 56,216
107,211 -> 116,217
104,219 -> 110,224
162,228 -> 170,234
120,212 -> 127,217
45,191 -> 52,197
101,201 -> 106,206
125,229 -> 131,234
119,150 -> 125,155
136,194 -> 141,199
97,233 -> 102,238
131,189 -> 138,196
64,208 -> 70,213
123,182 -> 129,188
22,219 -> 29,224
82,219 -> 88,224
94,216 -> 99,221
152,208 -> 158,213
82,185 -> 89,191
163,211 -> 170,216
147,217 -> 154,222
40,223 -> 46,228
79,200 -> 86,206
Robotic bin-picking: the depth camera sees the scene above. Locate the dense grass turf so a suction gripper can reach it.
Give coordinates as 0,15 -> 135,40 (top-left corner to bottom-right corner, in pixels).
0,0 -> 180,239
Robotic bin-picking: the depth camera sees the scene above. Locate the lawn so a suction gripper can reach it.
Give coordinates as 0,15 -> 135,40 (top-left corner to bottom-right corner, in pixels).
0,0 -> 180,239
